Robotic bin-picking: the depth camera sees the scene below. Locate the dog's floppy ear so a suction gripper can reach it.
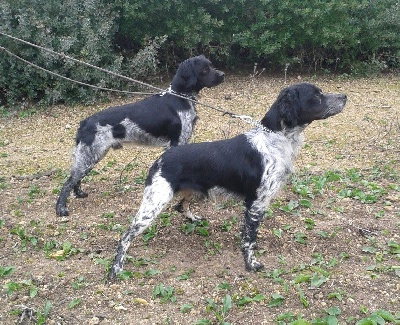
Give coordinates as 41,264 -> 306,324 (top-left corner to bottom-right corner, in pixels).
171,57 -> 198,93
261,87 -> 300,131
279,88 -> 300,128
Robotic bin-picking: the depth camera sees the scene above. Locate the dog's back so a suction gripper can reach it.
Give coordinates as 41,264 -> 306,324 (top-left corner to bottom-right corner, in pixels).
75,94 -> 198,149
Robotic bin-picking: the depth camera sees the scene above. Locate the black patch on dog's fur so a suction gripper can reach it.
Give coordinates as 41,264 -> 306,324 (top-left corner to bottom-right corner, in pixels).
112,124 -> 126,139
159,134 -> 263,204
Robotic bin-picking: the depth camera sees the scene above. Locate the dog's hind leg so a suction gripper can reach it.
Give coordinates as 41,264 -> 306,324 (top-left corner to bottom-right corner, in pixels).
108,173 -> 174,280
56,167 -> 92,217
56,141 -> 110,216
174,191 -> 204,222
73,180 -> 88,198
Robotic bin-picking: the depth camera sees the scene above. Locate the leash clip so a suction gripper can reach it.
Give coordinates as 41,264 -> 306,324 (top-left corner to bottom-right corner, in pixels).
160,85 -> 172,97
231,114 -> 254,122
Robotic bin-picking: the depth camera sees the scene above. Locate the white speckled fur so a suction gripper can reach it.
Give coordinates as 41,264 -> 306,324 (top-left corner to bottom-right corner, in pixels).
177,102 -> 197,145
108,170 -> 173,278
247,126 -> 305,212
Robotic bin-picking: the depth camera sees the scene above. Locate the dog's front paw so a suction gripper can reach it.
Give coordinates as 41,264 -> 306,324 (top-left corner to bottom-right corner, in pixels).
107,259 -> 126,283
107,267 -> 120,283
245,258 -> 264,272
74,189 -> 88,198
185,211 -> 204,222
56,206 -> 69,217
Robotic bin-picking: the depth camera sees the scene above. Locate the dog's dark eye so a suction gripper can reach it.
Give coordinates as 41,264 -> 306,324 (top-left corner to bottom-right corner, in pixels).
202,67 -> 209,74
315,94 -> 322,103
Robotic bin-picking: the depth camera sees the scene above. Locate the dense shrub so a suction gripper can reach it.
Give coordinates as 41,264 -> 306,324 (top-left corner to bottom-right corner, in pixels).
116,0 -> 400,72
0,0 -> 165,107
0,0 -> 399,107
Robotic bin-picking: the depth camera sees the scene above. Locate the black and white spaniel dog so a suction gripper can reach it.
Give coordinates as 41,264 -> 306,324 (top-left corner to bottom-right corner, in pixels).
56,55 -> 224,217
108,83 -> 347,280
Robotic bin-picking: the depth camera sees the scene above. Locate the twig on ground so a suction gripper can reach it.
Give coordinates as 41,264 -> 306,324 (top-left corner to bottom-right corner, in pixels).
13,169 -> 61,181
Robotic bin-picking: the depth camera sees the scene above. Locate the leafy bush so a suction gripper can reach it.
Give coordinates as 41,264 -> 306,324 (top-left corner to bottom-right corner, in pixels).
0,0 -> 399,107
0,0 -> 165,107
116,0 -> 400,72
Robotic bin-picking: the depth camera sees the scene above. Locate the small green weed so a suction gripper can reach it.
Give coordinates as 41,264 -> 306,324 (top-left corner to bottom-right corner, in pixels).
181,220 -> 209,237
304,218 -> 315,230
205,240 -> 222,255
180,303 -> 194,313
203,294 -> 232,325
177,269 -> 194,281
233,288 -> 265,307
143,268 -> 161,277
0,266 -> 14,278
133,170 -> 147,185
279,200 -> 300,215
266,293 -> 284,307
93,258 -> 111,272
295,285 -> 309,308
68,298 -> 81,309
131,256 -> 158,267
214,282 -> 232,291
0,177 -> 7,189
27,184 -> 45,202
3,279 -> 38,298
159,212 -> 172,227
272,228 -> 283,238
142,224 -> 158,243
95,222 -> 124,232
294,232 -> 307,244
356,309 -> 400,325
152,283 -> 176,303
36,301 -> 52,325
10,225 -> 38,250
46,241 -> 81,260
327,290 -> 345,301
72,276 -> 87,290
116,270 -> 135,280
101,211 -> 115,219
101,159 -> 116,171
219,217 -> 237,232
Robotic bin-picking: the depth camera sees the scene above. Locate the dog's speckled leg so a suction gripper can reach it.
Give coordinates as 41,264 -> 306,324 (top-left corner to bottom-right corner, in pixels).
240,209 -> 264,271
108,172 -> 174,280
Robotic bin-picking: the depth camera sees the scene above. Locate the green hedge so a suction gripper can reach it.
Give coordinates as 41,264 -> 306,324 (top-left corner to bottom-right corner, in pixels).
116,0 -> 399,71
0,0 -> 165,106
1,0 -> 399,107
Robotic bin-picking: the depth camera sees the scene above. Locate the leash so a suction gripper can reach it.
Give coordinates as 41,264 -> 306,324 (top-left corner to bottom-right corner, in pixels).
0,45 -> 154,96
0,31 -> 265,129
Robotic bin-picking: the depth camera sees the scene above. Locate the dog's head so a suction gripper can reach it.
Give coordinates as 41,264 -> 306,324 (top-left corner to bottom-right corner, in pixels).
261,83 -> 347,131
171,55 -> 225,94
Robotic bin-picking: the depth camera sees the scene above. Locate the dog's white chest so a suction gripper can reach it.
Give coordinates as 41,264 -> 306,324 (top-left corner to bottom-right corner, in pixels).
178,105 -> 196,145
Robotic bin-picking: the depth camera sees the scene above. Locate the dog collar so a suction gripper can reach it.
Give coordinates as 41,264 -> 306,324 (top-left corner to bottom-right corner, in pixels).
160,85 -> 197,101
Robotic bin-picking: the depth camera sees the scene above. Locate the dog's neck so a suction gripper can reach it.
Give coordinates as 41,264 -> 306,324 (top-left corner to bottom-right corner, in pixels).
281,126 -> 305,157
162,85 -> 197,101
255,124 -> 305,158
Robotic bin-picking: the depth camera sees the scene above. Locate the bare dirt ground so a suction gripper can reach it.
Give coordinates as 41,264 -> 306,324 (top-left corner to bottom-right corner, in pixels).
0,74 -> 399,325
